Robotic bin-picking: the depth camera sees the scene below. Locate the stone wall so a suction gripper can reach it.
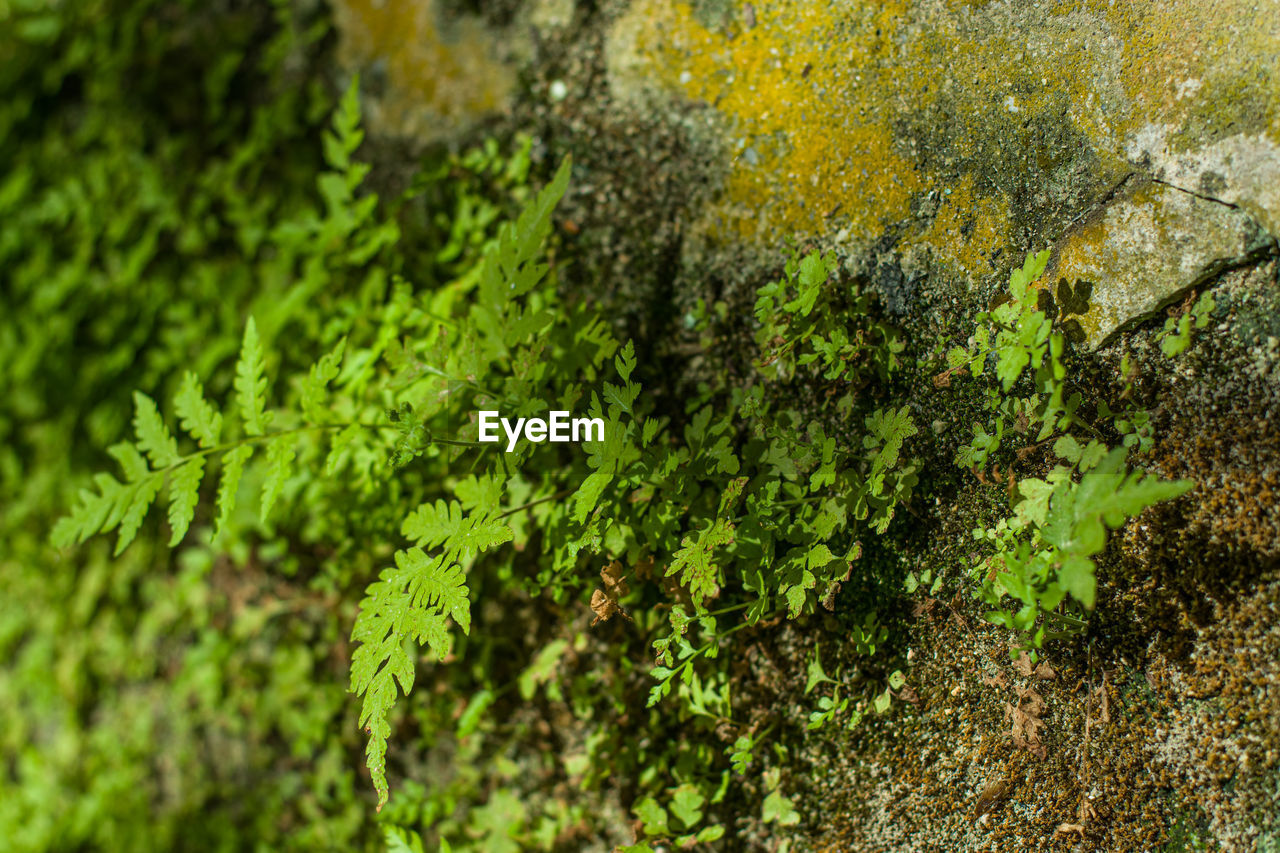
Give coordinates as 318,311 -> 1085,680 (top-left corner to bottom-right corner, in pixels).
336,0 -> 1279,345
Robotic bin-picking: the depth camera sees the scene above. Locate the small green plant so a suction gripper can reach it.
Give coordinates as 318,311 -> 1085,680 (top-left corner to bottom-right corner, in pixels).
755,247 -> 904,381
949,252 -> 1194,654
948,250 -> 1082,469
1156,290 -> 1216,357
973,438 -> 1191,649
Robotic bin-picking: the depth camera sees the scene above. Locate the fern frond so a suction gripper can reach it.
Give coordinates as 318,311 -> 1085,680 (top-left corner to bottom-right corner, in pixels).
401,500 -> 512,559
115,475 -> 163,555
349,547 -> 471,810
166,457 -> 204,546
477,156 -> 571,317
322,77 -> 364,173
667,518 -> 735,606
132,391 -> 179,469
174,371 -> 223,448
234,317 -> 270,436
260,435 -> 296,523
301,337 -> 346,423
52,473 -> 128,547
214,445 -> 253,540
107,441 -> 149,482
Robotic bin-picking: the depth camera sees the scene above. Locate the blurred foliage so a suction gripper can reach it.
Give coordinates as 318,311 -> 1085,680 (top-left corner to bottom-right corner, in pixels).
2,2 -> 1197,851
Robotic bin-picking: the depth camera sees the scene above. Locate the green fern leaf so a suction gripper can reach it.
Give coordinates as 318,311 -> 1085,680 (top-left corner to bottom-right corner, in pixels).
402,549 -> 471,632
52,473 -> 128,547
477,156 -> 571,315
174,371 -> 223,448
214,445 -> 253,540
132,391 -> 179,469
115,475 -> 162,555
667,518 -> 735,605
401,500 -> 512,560
301,337 -> 345,423
107,441 -> 149,482
322,76 -> 363,172
234,317 -> 270,436
166,457 -> 204,546
260,435 -> 296,523
350,547 -> 470,810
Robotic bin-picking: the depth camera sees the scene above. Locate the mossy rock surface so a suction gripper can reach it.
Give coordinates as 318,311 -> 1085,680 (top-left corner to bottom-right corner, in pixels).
331,2 -> 1280,849
337,0 -> 1279,342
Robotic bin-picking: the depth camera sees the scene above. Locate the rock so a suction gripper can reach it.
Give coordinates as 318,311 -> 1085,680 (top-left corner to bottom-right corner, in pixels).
596,0 -> 1280,322
335,0 -> 1280,335
1047,178 -> 1270,347
331,0 -> 518,140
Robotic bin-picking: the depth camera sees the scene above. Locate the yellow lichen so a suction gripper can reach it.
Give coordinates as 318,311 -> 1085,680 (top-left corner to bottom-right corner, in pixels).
332,0 -> 514,139
625,0 -> 926,244
612,0 -> 1279,272
914,176 -> 1012,279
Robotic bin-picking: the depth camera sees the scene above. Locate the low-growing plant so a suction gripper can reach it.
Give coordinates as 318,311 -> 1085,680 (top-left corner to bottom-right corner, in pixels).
946,251 -> 1194,654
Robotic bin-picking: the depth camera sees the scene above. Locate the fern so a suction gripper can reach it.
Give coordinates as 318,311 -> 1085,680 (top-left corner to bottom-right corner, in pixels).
53,313 -> 346,551
347,156 -> 571,809
350,548 -> 471,811
667,518 -> 735,606
174,372 -> 223,448
234,317 -> 271,436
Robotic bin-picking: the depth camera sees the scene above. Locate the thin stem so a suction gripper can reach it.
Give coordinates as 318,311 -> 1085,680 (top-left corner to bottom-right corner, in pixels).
496,489 -> 572,520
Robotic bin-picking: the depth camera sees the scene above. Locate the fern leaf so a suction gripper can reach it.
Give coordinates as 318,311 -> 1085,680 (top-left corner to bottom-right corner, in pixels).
132,391 -> 179,469
166,457 -> 205,546
478,156 -> 572,313
234,317 -> 270,436
214,445 -> 253,540
400,499 -> 458,548
301,337 -> 346,423
572,468 -> 613,524
865,405 -> 916,476
174,371 -> 223,448
260,435 -> 296,523
107,441 -> 149,482
510,156 -> 571,282
401,500 -> 512,560
400,549 -> 471,633
325,424 -> 361,475
350,547 -> 470,810
115,475 -> 162,555
667,518 -> 735,605
323,76 -> 363,172
52,473 -> 128,547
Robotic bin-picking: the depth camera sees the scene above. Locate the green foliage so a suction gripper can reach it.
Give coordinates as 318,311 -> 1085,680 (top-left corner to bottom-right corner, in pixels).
11,2 -> 1212,847
948,253 -> 1195,653
755,246 -> 904,381
1156,290 -> 1216,357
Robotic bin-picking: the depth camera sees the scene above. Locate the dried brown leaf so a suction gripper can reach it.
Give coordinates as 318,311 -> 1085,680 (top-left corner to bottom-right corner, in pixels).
601,560 -> 629,598
590,561 -> 633,626
590,589 -> 618,626
1015,685 -> 1045,716
1013,652 -> 1035,677
1005,689 -> 1047,759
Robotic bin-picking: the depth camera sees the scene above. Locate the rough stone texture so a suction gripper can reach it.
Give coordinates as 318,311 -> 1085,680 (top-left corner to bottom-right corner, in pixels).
334,0 -> 1280,336
331,0 -> 521,140
1047,177 -> 1270,345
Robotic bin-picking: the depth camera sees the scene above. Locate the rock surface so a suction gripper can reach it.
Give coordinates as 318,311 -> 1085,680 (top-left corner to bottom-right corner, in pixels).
1047,177 -> 1270,345
335,0 -> 1280,342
